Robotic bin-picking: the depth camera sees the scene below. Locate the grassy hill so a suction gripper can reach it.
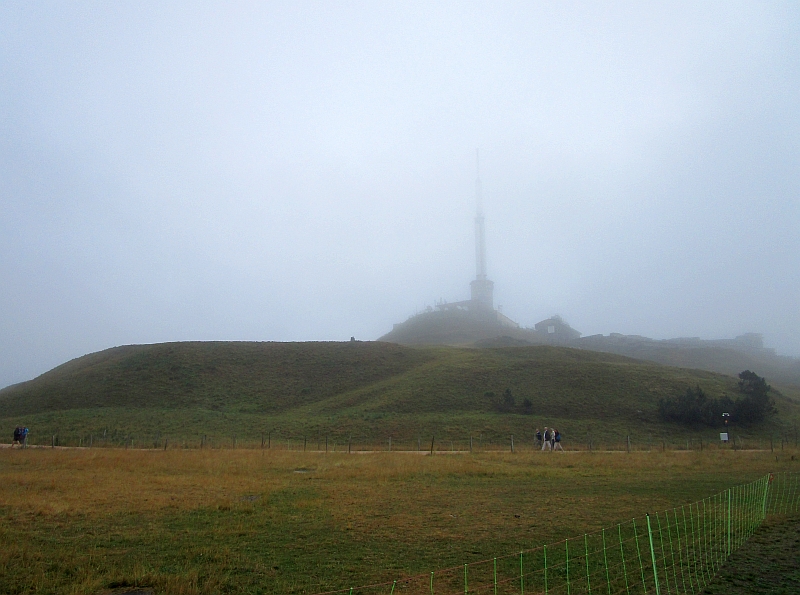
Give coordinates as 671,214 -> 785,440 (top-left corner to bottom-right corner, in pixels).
381,310 -> 800,387
578,339 -> 800,388
1,341 -> 798,448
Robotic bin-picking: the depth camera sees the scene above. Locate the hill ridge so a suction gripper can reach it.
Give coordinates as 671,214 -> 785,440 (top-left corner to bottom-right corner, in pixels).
1,341 -> 798,444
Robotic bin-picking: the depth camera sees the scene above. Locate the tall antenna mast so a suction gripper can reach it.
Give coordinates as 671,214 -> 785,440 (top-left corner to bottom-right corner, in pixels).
470,149 -> 494,310
474,148 -> 487,280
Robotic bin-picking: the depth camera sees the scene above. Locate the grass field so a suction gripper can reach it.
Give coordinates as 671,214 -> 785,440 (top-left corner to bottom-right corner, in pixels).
1,447 -> 799,595
702,513 -> 800,594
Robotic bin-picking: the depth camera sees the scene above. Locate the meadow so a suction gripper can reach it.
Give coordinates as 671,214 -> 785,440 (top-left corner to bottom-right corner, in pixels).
1,446 -> 798,595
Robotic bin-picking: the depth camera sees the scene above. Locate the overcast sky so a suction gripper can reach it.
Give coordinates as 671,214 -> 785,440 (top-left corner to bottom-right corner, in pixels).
1,2 -> 799,388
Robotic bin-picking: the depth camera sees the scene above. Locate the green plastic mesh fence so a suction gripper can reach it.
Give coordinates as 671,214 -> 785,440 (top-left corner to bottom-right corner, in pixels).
314,473 -> 799,595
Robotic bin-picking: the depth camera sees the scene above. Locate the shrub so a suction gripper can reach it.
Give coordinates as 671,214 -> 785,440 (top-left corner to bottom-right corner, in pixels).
658,370 -> 775,427
657,386 -> 733,426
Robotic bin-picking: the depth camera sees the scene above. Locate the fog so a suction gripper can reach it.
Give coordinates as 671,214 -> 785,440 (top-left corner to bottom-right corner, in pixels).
1,2 -> 799,388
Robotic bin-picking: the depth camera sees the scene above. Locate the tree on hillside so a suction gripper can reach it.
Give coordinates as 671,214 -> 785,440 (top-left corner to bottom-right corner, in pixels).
658,386 -> 733,426
658,371 -> 776,427
487,388 -> 533,414
733,370 -> 775,425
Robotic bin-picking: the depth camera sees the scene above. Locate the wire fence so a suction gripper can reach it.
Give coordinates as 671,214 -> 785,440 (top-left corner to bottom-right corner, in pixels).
315,472 -> 799,595
14,431 -> 800,453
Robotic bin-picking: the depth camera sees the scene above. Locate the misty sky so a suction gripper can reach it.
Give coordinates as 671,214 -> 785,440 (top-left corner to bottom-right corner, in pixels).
1,2 -> 799,389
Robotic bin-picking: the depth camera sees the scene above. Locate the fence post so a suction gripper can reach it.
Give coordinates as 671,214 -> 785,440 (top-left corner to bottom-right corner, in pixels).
618,524 -> 630,595
326,435 -> 329,453
464,563 -> 468,595
703,498 -> 712,581
544,544 -> 548,595
348,435 -> 352,454
430,572 -> 434,595
494,557 -> 498,595
727,489 -> 732,557
633,518 -> 646,594
627,435 -> 631,453
681,506 -> 695,594
520,551 -> 524,595
687,503 -> 699,589
672,509 -> 686,594
584,534 -> 591,595
602,529 -> 610,595
655,512 -> 671,595
470,436 -> 473,453
389,436 -> 392,452
511,435 -> 514,453
430,435 -> 435,455
646,514 -> 661,595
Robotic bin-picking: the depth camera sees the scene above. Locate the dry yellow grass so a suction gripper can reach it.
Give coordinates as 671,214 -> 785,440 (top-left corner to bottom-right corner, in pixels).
1,447 -> 798,594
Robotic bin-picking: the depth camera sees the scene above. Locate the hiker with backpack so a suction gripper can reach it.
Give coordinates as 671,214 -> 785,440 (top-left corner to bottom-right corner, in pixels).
541,427 -> 552,451
553,428 -> 563,451
535,428 -> 542,449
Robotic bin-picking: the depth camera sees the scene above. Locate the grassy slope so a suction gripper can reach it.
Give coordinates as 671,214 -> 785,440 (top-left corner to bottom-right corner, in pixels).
1,341 -> 798,445
586,341 -> 800,388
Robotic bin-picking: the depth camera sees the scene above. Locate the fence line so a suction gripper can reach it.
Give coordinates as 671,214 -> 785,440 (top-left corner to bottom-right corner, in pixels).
314,472 -> 799,595
14,432 -> 800,453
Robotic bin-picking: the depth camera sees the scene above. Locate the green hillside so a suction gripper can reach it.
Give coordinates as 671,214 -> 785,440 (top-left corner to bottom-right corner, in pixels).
1,341 -> 798,447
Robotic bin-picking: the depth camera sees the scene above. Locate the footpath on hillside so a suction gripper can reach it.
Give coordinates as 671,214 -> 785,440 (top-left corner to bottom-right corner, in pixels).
703,513 -> 800,595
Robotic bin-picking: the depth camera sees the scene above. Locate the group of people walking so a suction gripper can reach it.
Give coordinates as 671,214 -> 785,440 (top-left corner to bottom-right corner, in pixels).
12,426 -> 29,448
536,426 -> 563,451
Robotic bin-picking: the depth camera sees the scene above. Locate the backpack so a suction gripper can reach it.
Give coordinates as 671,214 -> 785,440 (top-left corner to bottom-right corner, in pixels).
555,431 -> 561,442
